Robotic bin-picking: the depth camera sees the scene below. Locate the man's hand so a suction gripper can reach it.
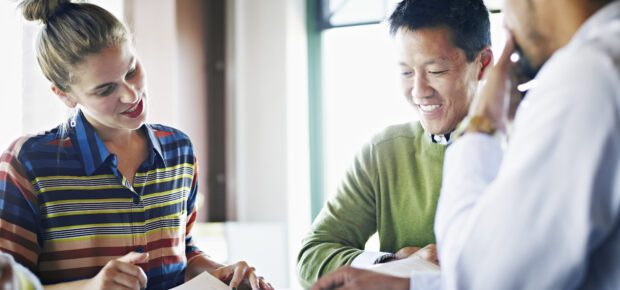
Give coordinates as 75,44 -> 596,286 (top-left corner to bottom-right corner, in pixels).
468,33 -> 521,134
395,244 -> 439,266
311,267 -> 409,290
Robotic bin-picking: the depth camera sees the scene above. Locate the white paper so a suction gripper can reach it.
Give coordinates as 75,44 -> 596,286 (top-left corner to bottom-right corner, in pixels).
366,255 -> 440,278
170,271 -> 230,290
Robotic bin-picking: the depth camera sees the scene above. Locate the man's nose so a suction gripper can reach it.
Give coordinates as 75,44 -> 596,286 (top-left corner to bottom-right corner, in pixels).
411,74 -> 434,100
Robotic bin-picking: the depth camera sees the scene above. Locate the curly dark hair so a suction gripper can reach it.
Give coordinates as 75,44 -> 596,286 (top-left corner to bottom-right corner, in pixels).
388,0 -> 491,61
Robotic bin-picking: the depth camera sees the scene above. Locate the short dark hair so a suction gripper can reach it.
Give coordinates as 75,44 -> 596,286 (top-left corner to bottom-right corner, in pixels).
388,0 -> 491,61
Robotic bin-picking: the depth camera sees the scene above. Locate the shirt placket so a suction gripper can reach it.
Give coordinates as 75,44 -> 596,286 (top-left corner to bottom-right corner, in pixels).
110,155 -> 147,257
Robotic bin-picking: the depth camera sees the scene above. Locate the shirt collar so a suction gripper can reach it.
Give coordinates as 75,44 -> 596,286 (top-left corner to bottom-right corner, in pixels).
429,131 -> 453,145
144,124 -> 167,167
70,110 -> 166,175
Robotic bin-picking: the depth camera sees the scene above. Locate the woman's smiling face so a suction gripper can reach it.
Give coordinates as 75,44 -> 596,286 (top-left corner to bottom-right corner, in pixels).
59,40 -> 148,136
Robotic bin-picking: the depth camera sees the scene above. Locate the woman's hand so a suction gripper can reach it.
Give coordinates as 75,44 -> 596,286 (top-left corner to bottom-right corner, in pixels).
210,261 -> 274,290
84,252 -> 148,290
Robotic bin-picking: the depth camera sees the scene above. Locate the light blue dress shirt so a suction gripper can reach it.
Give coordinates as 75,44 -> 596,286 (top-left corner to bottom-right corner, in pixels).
415,1 -> 620,289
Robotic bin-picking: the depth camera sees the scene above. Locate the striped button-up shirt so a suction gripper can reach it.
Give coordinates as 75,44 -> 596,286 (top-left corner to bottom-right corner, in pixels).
0,111 -> 203,289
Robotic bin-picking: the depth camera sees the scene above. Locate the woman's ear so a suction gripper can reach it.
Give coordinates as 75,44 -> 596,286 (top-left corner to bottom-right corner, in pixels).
477,47 -> 494,80
52,85 -> 77,108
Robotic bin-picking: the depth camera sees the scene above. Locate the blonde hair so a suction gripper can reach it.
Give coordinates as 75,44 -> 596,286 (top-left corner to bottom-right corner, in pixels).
19,0 -> 130,92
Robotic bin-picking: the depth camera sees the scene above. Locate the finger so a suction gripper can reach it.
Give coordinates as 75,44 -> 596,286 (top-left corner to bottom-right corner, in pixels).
112,261 -> 148,289
229,262 -> 248,288
414,245 -> 437,262
247,269 -> 259,290
403,247 -> 421,256
258,277 -> 273,290
258,278 -> 271,290
111,270 -> 143,290
118,252 -> 149,264
422,244 -> 436,252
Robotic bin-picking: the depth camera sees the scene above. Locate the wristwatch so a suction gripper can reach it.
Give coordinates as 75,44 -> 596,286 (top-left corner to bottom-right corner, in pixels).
464,115 -> 496,135
373,253 -> 398,264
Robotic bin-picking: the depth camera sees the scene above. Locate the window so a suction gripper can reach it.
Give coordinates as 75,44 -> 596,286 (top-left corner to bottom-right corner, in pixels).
318,0 -> 400,28
321,24 -> 413,205
309,0 -> 507,218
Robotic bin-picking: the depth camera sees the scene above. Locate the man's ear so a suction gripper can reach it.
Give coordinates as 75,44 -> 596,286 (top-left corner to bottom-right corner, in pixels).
477,47 -> 494,80
52,85 -> 77,108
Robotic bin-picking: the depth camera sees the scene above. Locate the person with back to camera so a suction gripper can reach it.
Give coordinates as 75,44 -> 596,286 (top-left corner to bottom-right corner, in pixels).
0,1 -> 274,289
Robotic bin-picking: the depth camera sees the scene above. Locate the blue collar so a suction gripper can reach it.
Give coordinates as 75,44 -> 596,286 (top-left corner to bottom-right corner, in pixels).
70,110 -> 166,175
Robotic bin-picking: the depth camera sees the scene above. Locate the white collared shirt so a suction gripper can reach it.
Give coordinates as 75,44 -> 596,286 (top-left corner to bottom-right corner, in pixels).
411,2 -> 620,289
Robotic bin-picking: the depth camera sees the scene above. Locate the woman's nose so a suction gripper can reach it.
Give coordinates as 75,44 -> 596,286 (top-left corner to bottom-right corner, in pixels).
120,82 -> 139,103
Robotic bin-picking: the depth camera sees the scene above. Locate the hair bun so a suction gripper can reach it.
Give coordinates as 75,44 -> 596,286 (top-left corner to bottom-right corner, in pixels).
19,0 -> 71,23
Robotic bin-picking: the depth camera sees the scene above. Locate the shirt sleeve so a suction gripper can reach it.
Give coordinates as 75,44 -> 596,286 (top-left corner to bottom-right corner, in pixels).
297,142 -> 380,288
435,46 -> 620,290
184,158 -> 204,261
0,138 -> 41,273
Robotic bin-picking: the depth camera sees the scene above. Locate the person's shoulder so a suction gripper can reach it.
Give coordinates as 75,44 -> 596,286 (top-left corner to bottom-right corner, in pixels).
6,126 -> 64,158
539,41 -> 619,106
147,124 -> 192,143
369,121 -> 424,146
548,20 -> 620,86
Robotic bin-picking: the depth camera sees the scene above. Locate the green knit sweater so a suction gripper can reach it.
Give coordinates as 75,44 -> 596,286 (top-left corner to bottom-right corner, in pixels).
297,121 -> 446,287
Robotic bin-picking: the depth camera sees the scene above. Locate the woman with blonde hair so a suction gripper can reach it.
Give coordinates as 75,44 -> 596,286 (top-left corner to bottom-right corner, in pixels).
0,1 -> 273,289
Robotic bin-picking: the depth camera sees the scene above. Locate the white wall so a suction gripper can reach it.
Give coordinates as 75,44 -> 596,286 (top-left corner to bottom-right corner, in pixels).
21,21 -> 67,136
231,0 -> 288,222
129,0 -> 178,128
0,4 -> 25,150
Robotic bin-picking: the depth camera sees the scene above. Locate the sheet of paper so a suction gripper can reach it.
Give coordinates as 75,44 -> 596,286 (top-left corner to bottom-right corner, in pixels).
366,255 -> 440,278
170,271 -> 230,290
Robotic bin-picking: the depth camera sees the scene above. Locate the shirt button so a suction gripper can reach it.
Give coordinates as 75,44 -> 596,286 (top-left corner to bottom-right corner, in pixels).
136,246 -> 144,253
133,196 -> 141,204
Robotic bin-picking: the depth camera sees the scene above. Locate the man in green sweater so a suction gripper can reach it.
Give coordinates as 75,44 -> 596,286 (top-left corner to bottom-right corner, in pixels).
297,0 -> 493,287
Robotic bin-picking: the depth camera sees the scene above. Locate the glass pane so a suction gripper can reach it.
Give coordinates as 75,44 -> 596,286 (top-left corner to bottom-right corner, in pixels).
324,0 -> 503,28
326,0 -> 400,27
321,24 -> 415,200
